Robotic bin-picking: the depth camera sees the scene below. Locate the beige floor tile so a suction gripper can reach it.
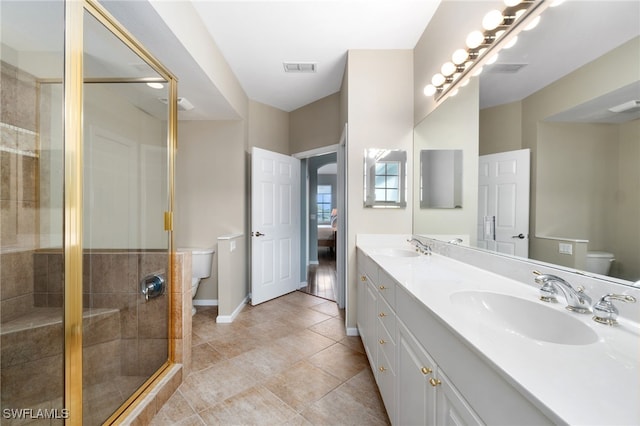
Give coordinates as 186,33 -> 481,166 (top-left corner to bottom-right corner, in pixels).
199,385 -> 297,425
309,300 -> 341,317
338,369 -> 390,421
300,384 -> 390,426
150,390 -> 200,425
309,317 -> 348,342
308,343 -> 369,382
228,344 -> 293,381
154,291 -> 386,425
263,360 -> 341,412
191,342 -> 226,372
338,336 -> 366,355
275,329 -> 335,359
178,360 -> 257,413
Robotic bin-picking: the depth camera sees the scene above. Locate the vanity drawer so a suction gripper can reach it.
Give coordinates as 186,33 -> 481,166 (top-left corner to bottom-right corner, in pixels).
377,295 -> 396,342
359,251 -> 379,283
377,314 -> 396,372
377,269 -> 396,307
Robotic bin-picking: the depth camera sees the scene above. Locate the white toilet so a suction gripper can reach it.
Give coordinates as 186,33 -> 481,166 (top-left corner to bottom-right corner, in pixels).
182,247 -> 215,315
584,251 -> 615,276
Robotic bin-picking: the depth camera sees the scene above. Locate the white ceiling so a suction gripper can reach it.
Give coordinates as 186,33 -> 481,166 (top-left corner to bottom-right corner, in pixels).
190,0 -> 441,112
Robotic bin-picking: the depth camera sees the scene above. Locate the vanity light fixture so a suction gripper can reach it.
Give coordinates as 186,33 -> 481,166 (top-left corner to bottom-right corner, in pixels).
423,0 -> 557,103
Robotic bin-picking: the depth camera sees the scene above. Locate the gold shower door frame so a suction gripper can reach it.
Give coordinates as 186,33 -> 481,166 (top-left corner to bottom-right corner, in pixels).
63,1 -> 178,424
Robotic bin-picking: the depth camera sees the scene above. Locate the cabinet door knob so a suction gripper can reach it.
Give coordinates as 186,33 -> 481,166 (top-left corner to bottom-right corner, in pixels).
429,378 -> 442,387
360,275 -> 366,281
379,285 -> 386,290
379,312 -> 386,317
421,367 -> 432,375
379,339 -> 386,345
379,366 -> 387,372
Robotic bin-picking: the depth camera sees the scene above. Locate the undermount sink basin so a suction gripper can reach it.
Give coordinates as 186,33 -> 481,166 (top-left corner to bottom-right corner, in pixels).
450,291 -> 599,346
377,248 -> 420,258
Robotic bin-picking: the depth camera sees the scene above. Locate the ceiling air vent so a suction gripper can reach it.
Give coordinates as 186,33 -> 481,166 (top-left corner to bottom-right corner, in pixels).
488,63 -> 527,74
608,100 -> 640,113
283,62 -> 317,73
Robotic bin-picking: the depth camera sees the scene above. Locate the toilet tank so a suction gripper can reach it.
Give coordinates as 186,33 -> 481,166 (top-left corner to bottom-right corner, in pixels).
584,251 -> 614,275
182,247 -> 215,279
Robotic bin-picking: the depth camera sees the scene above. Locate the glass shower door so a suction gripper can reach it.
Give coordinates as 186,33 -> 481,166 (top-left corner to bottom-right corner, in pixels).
81,8 -> 171,425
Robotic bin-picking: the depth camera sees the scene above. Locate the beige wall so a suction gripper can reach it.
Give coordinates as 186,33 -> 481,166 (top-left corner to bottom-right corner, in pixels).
290,92 -> 341,154
248,100 -> 290,155
479,102 -> 523,156
346,50 -> 414,329
175,120 -> 246,301
413,79 -> 479,243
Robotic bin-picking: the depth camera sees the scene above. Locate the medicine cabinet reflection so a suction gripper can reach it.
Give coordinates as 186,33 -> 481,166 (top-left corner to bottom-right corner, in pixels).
364,149 -> 407,208
420,149 -> 463,209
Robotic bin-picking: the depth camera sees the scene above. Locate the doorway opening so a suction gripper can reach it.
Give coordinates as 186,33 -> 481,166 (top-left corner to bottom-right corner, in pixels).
302,156 -> 337,300
294,139 -> 346,309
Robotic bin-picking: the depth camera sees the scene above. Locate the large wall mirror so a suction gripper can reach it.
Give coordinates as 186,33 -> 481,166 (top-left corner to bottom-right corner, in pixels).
413,1 -> 640,287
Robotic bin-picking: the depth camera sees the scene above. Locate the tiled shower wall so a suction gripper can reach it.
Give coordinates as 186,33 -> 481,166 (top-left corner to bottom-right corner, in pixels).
0,61 -> 39,322
33,250 -> 170,375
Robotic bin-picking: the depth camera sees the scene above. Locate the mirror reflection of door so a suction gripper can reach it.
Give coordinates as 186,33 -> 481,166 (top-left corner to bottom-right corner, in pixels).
302,154 -> 337,301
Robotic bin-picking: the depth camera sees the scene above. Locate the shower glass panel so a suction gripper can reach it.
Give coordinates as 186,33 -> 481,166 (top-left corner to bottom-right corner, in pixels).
1,0 -> 66,422
82,9 -> 170,425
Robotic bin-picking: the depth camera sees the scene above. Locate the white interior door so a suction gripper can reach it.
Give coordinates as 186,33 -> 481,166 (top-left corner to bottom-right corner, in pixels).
251,147 -> 301,305
478,149 -> 530,257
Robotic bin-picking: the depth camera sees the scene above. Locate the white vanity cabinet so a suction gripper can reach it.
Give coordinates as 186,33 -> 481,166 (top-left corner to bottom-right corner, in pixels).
357,248 -> 553,426
357,250 -> 397,422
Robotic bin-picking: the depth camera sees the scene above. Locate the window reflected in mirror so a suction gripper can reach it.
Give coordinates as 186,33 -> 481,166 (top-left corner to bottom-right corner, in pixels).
364,149 -> 407,208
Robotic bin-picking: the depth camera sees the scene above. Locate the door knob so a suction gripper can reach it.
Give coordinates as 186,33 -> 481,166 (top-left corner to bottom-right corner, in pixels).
253,231 -> 265,237
512,233 -> 526,239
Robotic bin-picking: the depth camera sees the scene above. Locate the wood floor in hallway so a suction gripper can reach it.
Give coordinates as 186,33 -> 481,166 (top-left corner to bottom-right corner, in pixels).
300,248 -> 336,301
151,291 -> 389,425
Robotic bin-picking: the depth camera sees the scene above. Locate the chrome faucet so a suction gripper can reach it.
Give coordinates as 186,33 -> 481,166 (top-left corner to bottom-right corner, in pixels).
407,238 -> 432,255
533,271 -> 592,313
592,293 -> 636,326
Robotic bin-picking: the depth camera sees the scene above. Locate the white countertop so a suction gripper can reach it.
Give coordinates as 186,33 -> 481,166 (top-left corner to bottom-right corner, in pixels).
357,236 -> 640,426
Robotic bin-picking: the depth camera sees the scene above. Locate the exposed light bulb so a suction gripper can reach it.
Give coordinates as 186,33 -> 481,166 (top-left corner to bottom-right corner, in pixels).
504,0 -> 522,6
524,15 -> 541,31
494,30 -> 505,39
482,10 -> 503,31
514,9 -> 526,20
431,73 -> 446,87
503,36 -> 518,49
486,54 -> 499,65
452,49 -> 469,65
146,82 -> 164,89
441,62 -> 456,77
423,84 -> 437,96
466,31 -> 485,49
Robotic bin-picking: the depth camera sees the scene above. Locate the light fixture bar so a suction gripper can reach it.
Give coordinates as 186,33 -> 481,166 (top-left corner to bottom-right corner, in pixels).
431,0 -> 552,103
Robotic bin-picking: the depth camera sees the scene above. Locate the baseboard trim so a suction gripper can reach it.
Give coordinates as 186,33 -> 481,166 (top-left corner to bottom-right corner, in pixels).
299,281 -> 308,289
346,327 -> 360,337
309,260 -> 319,265
193,299 -> 218,306
216,295 -> 249,323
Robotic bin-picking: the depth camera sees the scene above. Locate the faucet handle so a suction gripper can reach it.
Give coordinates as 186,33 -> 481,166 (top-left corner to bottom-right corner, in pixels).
592,294 -> 637,326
